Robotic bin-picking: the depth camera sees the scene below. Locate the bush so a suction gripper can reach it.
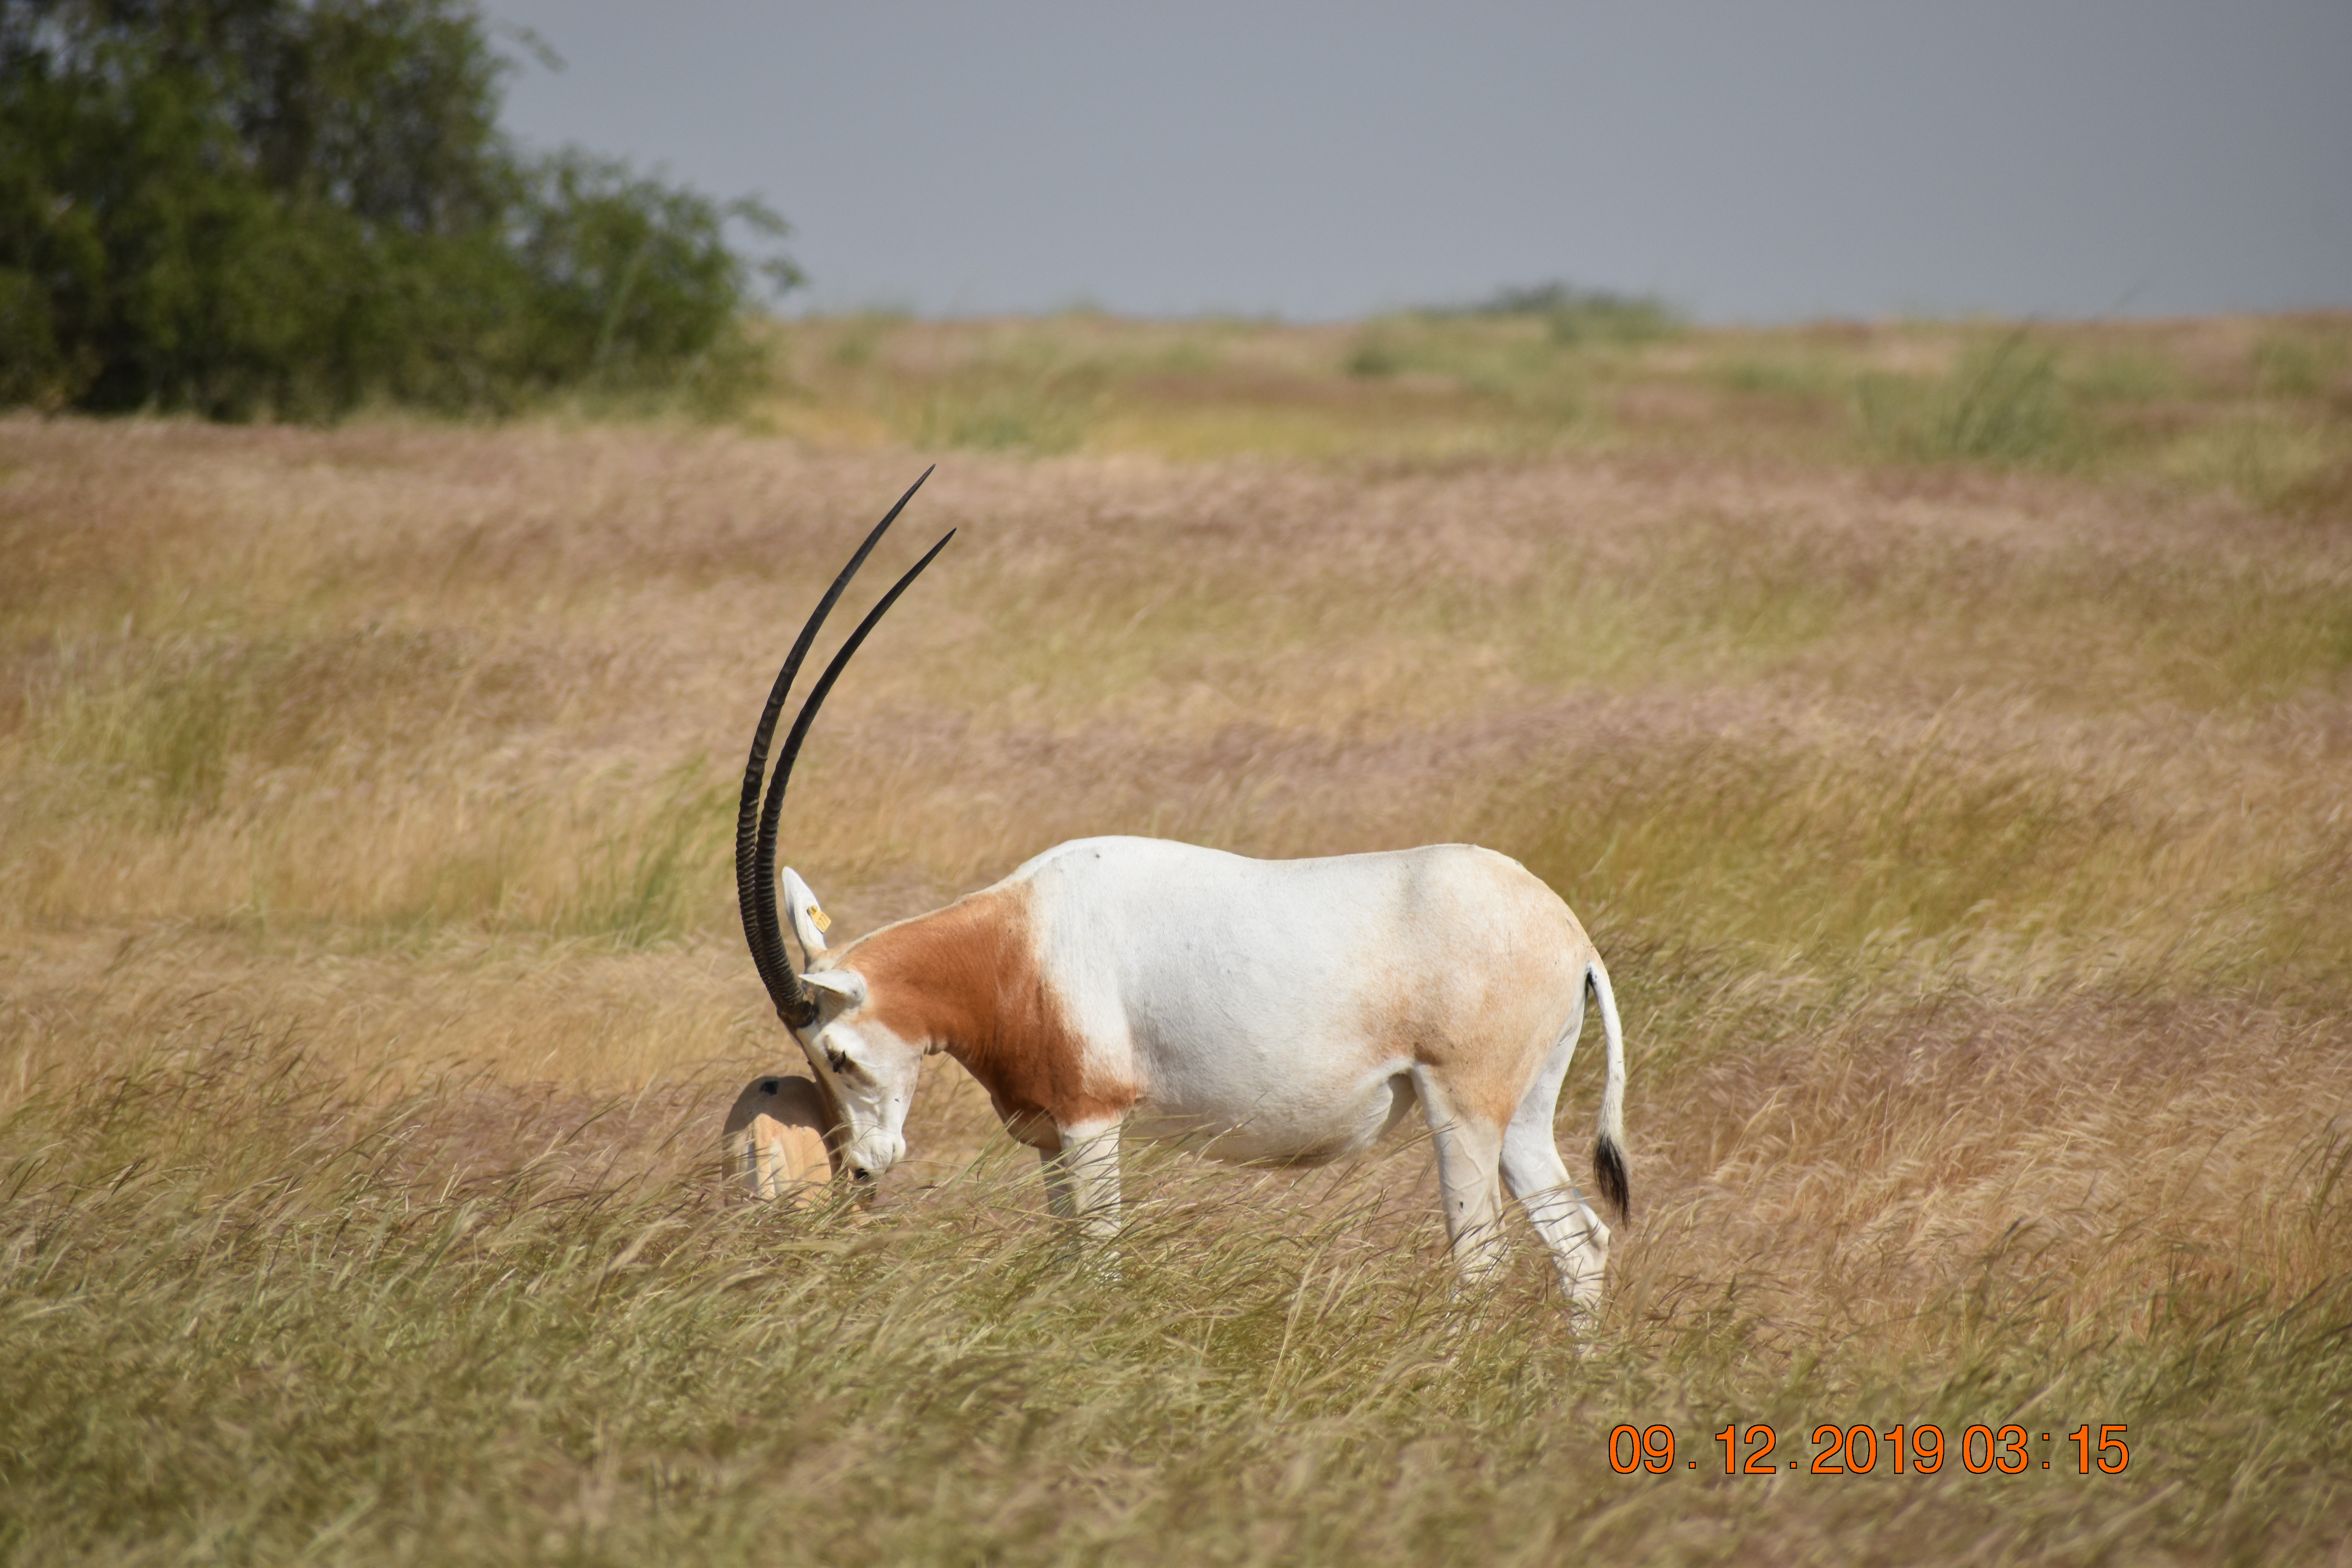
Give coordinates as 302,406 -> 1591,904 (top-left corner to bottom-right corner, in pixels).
1462,281 -> 1684,346
0,0 -> 797,418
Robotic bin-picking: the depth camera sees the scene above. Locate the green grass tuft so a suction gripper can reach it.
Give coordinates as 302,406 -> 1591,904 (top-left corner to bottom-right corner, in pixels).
1855,331 -> 2087,468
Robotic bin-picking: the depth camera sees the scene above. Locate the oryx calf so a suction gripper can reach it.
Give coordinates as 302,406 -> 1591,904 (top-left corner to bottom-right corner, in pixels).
722,1074 -> 835,1205
735,473 -> 1630,1306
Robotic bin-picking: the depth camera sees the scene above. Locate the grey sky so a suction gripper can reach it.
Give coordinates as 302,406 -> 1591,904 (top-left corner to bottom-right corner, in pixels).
481,2 -> 2351,323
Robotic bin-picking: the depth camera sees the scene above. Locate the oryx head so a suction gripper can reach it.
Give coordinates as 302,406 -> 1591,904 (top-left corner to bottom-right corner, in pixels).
734,470 -> 953,1187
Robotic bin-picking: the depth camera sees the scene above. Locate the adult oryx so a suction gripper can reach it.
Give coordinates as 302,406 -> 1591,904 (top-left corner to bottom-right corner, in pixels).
735,472 -> 1630,1306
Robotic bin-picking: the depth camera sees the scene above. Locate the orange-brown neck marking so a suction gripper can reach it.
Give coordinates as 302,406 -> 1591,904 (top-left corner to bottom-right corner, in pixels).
852,885 -> 1134,1149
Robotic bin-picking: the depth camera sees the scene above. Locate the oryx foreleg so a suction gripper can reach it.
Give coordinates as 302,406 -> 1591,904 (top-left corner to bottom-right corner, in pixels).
1041,1122 -> 1124,1245
1039,1149 -> 1077,1222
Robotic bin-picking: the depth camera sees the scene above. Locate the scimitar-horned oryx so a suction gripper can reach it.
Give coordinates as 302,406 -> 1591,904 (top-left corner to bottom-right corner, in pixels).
735,471 -> 1630,1305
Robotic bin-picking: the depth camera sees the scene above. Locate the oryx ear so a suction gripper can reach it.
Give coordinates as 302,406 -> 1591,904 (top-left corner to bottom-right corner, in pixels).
799,968 -> 867,1012
779,867 -> 832,962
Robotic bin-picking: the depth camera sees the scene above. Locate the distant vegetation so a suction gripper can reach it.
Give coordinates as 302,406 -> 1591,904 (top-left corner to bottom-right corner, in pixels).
1345,283 -> 1682,379
747,309 -> 2352,520
0,0 -> 797,418
1451,279 -> 1687,344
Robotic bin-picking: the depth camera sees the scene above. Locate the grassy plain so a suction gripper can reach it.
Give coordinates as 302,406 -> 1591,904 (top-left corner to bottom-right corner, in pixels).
3,309 -> 2351,1564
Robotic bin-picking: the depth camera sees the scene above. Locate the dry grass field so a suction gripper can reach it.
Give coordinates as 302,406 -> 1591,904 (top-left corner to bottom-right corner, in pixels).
4,310 -> 2351,1564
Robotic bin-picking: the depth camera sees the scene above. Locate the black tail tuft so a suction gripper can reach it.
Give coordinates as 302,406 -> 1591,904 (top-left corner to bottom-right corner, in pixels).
1593,1134 -> 1630,1225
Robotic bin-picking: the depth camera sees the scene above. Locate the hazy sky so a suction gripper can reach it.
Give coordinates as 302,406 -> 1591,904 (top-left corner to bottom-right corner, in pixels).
481,2 -> 2350,323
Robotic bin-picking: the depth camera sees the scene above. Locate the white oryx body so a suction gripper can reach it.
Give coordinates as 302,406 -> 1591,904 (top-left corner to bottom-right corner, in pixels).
732,474 -> 1630,1310
783,836 -> 1628,1304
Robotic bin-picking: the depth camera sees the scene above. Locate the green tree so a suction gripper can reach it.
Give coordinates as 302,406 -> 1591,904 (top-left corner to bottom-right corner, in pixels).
0,0 -> 797,417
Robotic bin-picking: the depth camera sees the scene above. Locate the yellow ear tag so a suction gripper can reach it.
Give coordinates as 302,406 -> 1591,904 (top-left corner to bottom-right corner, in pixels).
806,904 -> 831,933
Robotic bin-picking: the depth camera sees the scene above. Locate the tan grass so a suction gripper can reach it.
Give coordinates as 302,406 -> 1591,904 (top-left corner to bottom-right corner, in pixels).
2,314 -> 2349,1562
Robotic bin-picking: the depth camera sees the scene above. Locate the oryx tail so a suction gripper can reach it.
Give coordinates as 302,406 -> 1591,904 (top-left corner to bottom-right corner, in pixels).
1587,956 -> 1630,1223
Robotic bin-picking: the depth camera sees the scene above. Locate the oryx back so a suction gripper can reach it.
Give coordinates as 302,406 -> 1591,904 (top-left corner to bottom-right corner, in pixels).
1010,837 -> 1593,1163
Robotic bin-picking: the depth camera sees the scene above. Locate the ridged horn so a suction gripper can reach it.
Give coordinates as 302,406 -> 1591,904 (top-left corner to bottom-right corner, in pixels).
736,470 -> 953,1028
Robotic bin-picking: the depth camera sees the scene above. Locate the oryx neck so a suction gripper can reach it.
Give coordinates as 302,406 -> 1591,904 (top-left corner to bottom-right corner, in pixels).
848,885 -> 1134,1137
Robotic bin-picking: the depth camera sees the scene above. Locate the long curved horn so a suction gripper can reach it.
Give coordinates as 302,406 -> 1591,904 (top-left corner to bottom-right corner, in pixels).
735,470 -> 953,1027
751,527 -> 956,1023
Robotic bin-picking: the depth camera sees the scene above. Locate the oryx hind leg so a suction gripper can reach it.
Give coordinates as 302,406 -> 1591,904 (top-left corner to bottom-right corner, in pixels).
1500,1024 -> 1612,1309
1410,1068 -> 1510,1289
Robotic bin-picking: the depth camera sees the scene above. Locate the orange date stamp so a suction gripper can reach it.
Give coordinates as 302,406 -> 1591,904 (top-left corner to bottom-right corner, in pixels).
1609,1423 -> 2132,1476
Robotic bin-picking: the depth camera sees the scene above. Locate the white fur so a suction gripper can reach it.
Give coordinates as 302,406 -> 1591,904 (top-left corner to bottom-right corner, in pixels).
790,837 -> 1629,1308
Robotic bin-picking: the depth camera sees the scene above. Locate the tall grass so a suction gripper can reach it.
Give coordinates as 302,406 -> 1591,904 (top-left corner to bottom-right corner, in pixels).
557,759 -> 735,946
2,314 -> 2349,1561
2,1007 -> 2345,1563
